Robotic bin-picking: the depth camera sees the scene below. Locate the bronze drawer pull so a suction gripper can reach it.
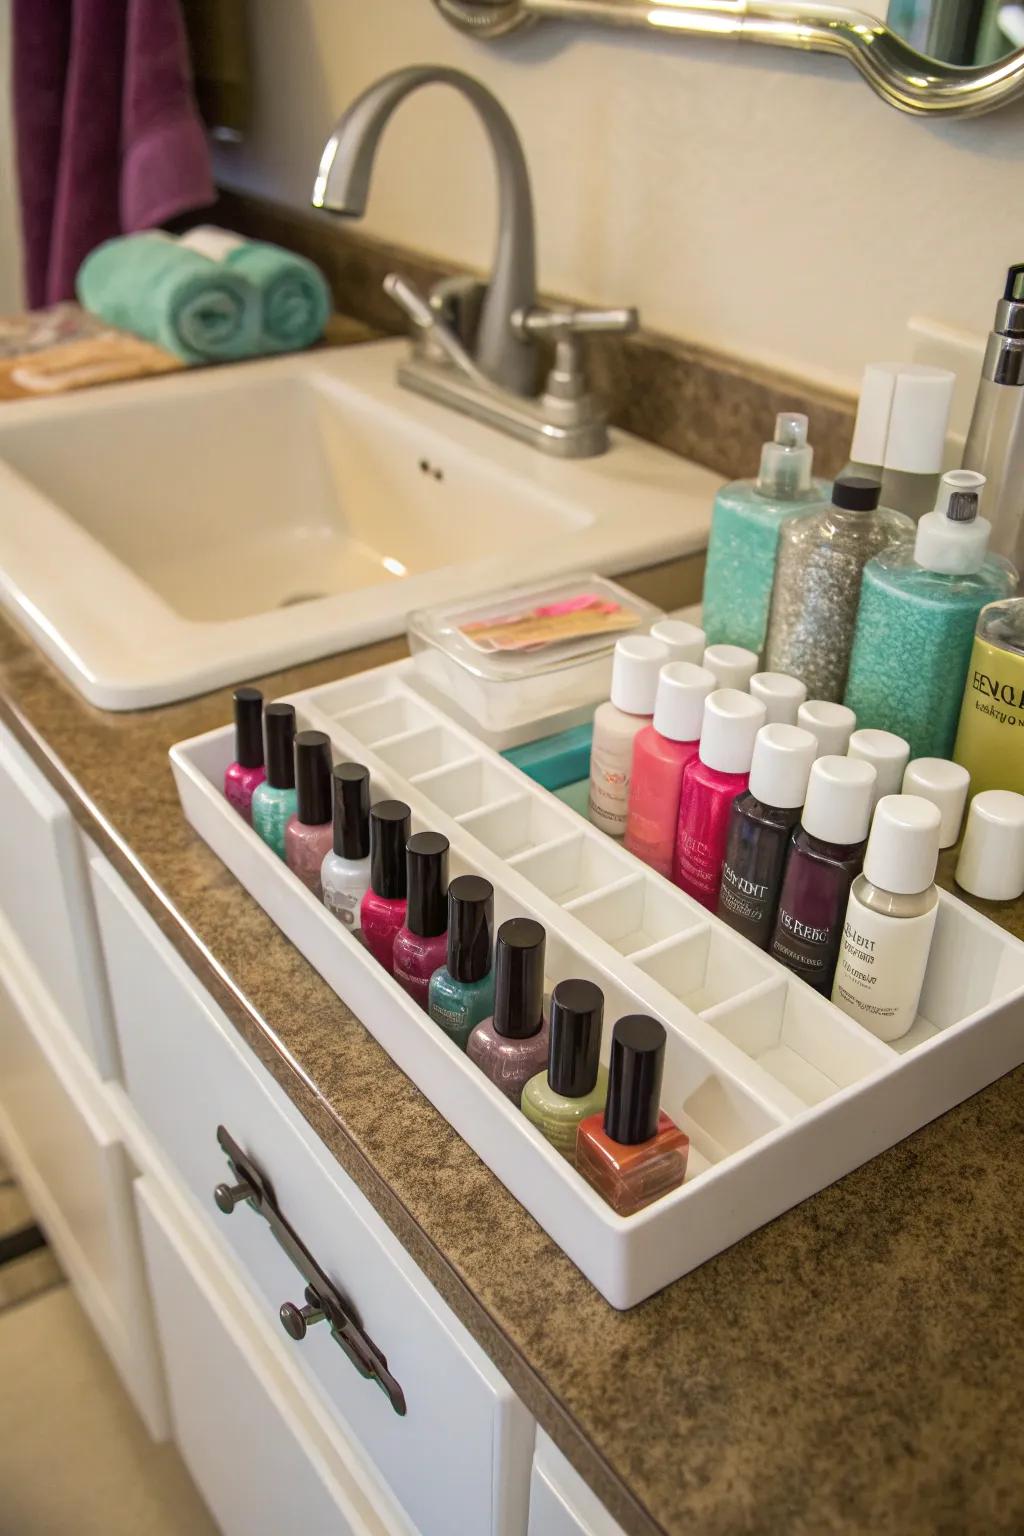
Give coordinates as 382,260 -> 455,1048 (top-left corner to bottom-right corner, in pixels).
213,1125 -> 407,1416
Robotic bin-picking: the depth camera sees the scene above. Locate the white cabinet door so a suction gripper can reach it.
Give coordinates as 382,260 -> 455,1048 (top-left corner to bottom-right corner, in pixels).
0,724 -> 116,1076
528,1435 -> 629,1536
92,852 -> 534,1536
136,1175 -> 409,1536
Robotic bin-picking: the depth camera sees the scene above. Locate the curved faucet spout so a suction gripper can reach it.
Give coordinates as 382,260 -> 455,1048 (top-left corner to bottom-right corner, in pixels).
312,65 -> 537,395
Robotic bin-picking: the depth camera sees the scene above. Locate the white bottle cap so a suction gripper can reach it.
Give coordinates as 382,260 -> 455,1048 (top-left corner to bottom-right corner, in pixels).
797,700 -> 857,758
848,728 -> 910,806
652,662 -> 716,742
801,755 -> 876,845
850,362 -> 954,474
749,671 -> 808,726
702,643 -> 759,692
748,724 -> 818,809
902,757 -> 970,849
650,618 -> 706,665
609,635 -> 670,715
698,688 -> 767,774
915,470 -> 990,575
955,790 -> 1024,902
863,794 -> 941,895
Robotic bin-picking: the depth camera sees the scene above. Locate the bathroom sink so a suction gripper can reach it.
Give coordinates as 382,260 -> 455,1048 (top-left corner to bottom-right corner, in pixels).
0,339 -> 719,709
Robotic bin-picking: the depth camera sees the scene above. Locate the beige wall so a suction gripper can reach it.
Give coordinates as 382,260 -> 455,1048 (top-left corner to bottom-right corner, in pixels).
0,0 -> 24,312
215,0 -> 1024,393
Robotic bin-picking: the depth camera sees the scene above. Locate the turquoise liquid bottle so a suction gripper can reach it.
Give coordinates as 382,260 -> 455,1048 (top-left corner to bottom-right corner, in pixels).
845,471 -> 1018,759
702,413 -> 829,653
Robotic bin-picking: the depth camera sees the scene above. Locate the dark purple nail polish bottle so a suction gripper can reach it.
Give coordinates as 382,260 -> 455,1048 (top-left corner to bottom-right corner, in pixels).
718,724 -> 817,948
769,755 -> 876,993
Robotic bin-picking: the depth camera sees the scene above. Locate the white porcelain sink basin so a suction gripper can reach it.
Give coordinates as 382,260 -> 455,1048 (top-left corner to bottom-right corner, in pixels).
0,339 -> 719,709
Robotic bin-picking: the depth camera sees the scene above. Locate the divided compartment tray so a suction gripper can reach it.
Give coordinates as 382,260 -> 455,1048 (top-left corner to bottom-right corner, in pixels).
171,660 -> 1024,1310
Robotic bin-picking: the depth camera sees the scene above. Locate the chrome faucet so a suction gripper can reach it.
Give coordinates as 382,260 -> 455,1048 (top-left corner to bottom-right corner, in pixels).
312,65 -> 636,458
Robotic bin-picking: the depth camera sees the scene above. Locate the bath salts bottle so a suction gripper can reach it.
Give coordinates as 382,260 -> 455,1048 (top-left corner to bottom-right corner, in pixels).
844,472 -> 1017,759
702,413 -> 827,653
764,474 -> 914,701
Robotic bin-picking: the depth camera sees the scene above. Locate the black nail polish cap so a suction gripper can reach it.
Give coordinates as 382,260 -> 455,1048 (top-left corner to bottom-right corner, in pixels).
603,1015 -> 665,1145
406,831 -> 449,937
295,731 -> 332,825
264,703 -> 296,788
832,473 -> 881,512
447,876 -> 493,983
493,918 -> 546,1040
548,979 -> 603,1098
233,687 -> 264,769
369,801 -> 410,899
332,763 -> 370,859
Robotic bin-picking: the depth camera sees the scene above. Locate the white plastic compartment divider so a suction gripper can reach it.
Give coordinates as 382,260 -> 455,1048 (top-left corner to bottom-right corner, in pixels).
170,661 -> 1024,1310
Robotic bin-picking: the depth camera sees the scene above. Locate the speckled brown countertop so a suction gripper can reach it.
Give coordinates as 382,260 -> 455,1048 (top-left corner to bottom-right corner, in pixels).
3,591 -> 1024,1536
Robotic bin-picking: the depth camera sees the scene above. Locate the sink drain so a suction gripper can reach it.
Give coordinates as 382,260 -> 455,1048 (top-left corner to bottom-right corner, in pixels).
278,591 -> 327,608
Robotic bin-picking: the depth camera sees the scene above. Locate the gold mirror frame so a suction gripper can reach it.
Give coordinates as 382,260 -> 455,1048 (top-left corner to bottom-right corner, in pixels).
432,1 -> 1024,117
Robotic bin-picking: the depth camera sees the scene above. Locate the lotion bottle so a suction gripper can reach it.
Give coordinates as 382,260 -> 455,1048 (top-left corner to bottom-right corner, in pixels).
832,794 -> 941,1041
588,635 -> 669,837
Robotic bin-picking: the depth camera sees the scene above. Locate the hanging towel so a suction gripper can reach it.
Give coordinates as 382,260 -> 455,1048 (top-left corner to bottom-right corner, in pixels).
12,0 -> 214,308
77,233 -> 260,363
179,227 -> 331,353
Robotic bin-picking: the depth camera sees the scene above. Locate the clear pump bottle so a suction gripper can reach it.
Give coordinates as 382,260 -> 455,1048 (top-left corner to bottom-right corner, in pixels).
844,471 -> 1017,759
702,413 -> 827,654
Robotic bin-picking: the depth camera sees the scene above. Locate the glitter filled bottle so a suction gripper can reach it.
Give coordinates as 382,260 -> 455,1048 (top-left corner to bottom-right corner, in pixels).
702,413 -> 827,653
844,472 -> 1017,759
764,475 -> 914,702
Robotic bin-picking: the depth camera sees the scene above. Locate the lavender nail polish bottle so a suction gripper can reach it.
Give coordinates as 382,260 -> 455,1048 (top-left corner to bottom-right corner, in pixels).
467,919 -> 550,1106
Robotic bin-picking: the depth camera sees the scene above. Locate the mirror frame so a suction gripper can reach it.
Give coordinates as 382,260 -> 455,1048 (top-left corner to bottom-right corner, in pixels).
432,1 -> 1024,117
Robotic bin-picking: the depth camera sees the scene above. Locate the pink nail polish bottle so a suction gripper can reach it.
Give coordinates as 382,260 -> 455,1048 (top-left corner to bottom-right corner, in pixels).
223,687 -> 266,823
284,731 -> 334,899
674,688 -> 767,908
625,662 -> 715,878
360,801 -> 411,973
393,832 -> 450,1010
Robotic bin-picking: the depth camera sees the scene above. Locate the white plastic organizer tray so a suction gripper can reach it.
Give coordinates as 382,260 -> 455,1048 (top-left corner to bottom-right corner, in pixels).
171,660 -> 1024,1310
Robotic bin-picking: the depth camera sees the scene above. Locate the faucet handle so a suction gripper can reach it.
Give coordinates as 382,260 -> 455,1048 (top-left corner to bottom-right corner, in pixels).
384,272 -> 495,391
511,305 -> 639,340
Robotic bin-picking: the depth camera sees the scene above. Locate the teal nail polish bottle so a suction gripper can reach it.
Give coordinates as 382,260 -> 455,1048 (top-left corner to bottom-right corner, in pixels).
251,701 -> 298,859
428,876 -> 495,1050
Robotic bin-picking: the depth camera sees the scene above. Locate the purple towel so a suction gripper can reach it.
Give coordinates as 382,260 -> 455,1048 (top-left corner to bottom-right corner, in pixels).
13,0 -> 215,308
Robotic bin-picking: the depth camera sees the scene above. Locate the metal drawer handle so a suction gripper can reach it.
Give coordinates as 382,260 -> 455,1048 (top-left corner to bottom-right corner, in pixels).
213,1125 -> 407,1416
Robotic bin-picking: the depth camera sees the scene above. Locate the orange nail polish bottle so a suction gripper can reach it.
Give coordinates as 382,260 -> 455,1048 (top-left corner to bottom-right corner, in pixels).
576,1015 -> 688,1217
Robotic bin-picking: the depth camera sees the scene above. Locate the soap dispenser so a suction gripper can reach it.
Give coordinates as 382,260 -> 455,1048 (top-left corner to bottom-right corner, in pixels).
702,412 -> 827,654
844,471 -> 1017,759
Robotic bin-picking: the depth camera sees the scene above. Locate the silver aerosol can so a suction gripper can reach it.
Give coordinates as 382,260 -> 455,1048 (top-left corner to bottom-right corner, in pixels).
964,264 -> 1024,571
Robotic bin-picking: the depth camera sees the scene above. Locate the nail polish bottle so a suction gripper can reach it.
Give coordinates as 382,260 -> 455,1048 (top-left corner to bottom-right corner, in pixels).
467,918 -> 550,1106
522,979 -> 608,1158
393,832 -> 450,1010
428,876 -> 495,1049
321,763 -> 372,930
359,800 -> 411,972
832,794 -> 942,1041
769,755 -> 876,994
625,662 -> 715,878
673,688 -> 767,908
702,643 -> 759,692
251,703 -> 297,859
576,1015 -> 689,1217
649,618 -> 706,664
749,671 -> 807,726
797,699 -> 856,758
955,789 -> 1024,902
718,723 -> 817,948
284,731 -> 333,898
588,635 -> 670,837
224,686 -> 266,823
902,757 -> 970,850
847,728 -> 909,810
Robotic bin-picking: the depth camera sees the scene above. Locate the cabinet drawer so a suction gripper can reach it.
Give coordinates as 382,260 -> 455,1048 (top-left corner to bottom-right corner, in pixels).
527,1435 -> 628,1536
0,725 -> 116,1076
91,853 -> 533,1536
136,1175 -> 408,1536
0,939 -> 166,1439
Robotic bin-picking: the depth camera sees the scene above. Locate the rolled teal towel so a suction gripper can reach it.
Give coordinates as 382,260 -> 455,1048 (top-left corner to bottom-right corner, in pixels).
218,240 -> 331,353
76,233 -> 261,363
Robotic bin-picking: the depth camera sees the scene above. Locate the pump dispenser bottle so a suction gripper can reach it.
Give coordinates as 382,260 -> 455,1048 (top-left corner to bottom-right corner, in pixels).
702,413 -> 826,653
764,475 -> 914,701
964,264 -> 1024,569
832,794 -> 941,1040
844,472 -> 1017,758
770,755 -> 876,993
588,635 -> 670,837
